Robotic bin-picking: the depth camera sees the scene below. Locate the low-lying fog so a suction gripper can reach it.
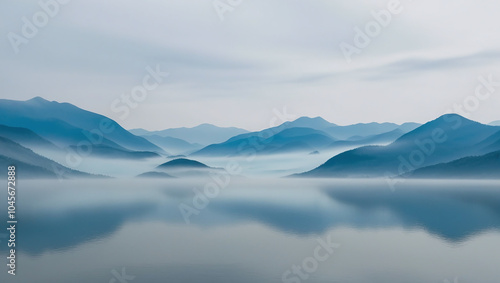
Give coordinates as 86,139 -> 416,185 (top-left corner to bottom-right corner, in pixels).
35,146 -> 359,178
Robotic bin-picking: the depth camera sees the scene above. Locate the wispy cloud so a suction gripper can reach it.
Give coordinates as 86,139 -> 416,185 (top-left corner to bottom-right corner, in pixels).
1,0 -> 500,130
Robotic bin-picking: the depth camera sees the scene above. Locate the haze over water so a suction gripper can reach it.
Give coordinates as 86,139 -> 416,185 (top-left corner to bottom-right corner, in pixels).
1,178 -> 499,283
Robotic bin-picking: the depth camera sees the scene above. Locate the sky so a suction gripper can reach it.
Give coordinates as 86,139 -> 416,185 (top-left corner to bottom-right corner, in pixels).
1,0 -> 500,131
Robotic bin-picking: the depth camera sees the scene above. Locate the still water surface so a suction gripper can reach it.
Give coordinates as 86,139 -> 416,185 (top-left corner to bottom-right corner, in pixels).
1,178 -> 499,283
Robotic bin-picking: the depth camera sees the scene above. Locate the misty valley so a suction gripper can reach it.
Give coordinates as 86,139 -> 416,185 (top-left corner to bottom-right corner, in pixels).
0,97 -> 499,180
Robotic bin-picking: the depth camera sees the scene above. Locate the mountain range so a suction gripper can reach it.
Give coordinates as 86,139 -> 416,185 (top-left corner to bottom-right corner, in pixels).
0,97 -> 164,153
298,114 -> 500,178
406,150 -> 500,179
192,117 -> 420,157
0,97 -> 498,179
130,124 -> 249,145
0,136 -> 99,179
139,135 -> 203,155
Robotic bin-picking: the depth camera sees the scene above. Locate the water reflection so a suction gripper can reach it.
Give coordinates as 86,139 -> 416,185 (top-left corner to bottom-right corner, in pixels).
1,179 -> 499,255
323,183 -> 500,242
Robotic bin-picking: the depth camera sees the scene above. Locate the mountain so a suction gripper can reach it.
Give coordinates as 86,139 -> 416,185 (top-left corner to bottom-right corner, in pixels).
407,150 -> 500,179
397,122 -> 422,132
278,117 -> 419,140
150,158 -> 219,178
0,123 -> 161,161
474,130 -> 500,154
279,116 -> 336,130
489,120 -> 500,126
190,117 -> 336,156
192,117 -> 419,157
67,145 -> 160,160
157,158 -> 209,169
0,155 -> 59,179
298,114 -> 500,178
0,124 -> 59,151
0,115 -> 123,149
259,127 -> 335,155
130,124 -> 249,145
140,135 -> 203,155
0,97 -> 164,153
0,136 -> 98,179
132,117 -> 336,147
127,128 -> 151,136
327,129 -> 406,149
324,122 -> 421,140
192,127 -> 336,156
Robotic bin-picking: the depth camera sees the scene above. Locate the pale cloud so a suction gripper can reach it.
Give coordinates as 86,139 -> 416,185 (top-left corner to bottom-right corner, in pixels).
1,0 -> 500,131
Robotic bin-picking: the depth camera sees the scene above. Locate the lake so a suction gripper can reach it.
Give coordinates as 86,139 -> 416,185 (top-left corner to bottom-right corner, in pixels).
1,178 -> 499,283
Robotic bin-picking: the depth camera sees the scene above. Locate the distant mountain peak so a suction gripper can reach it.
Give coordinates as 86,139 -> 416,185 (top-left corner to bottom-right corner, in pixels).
440,113 -> 465,119
393,113 -> 483,144
131,124 -> 249,145
194,123 -> 234,129
195,123 -> 215,128
27,96 -> 51,103
283,116 -> 336,130
431,113 -> 478,126
293,116 -> 333,123
298,113 -> 500,178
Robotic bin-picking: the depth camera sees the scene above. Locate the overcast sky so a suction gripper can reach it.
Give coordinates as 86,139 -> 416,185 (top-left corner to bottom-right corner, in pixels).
2,0 -> 500,131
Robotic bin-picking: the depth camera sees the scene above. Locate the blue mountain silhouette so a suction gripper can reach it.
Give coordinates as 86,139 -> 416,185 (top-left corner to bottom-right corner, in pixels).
157,158 -> 210,169
140,135 -> 203,155
0,97 -> 164,153
192,117 -> 418,157
0,136 -> 100,179
407,150 -> 500,179
192,126 -> 335,156
324,122 -> 420,140
298,114 -> 500,177
130,124 -> 249,145
0,124 -> 59,151
143,158 -> 218,178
